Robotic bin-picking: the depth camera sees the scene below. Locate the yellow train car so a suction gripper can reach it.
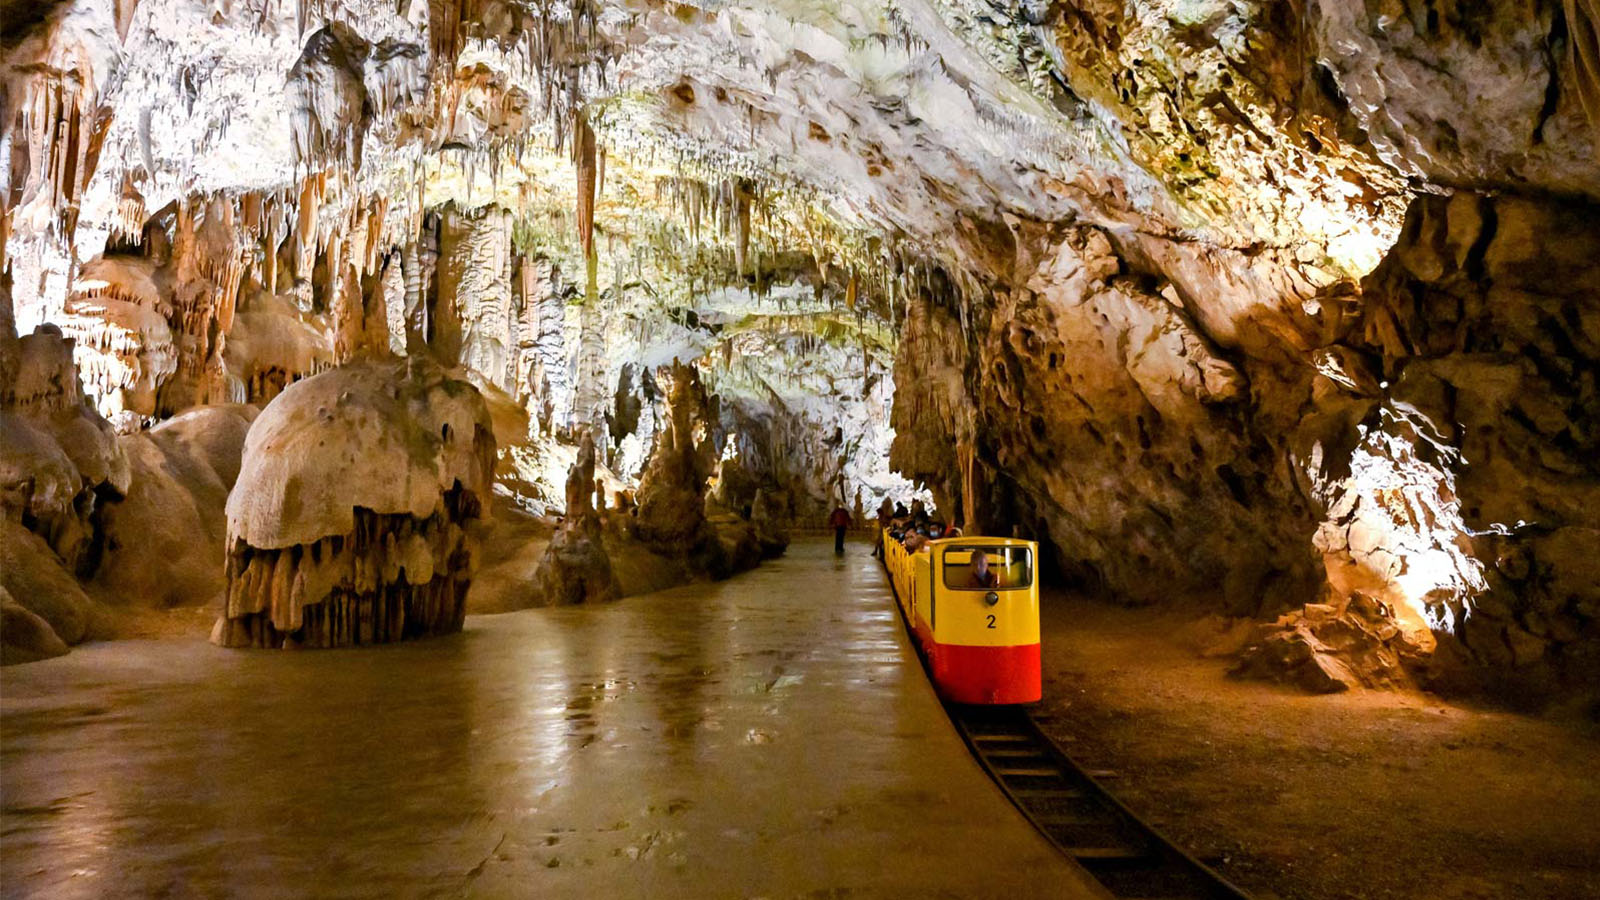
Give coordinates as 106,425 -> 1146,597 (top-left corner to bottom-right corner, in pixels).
882,532 -> 1041,705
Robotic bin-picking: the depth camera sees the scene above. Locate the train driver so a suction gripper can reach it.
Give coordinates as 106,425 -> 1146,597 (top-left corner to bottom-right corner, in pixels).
966,551 -> 1000,589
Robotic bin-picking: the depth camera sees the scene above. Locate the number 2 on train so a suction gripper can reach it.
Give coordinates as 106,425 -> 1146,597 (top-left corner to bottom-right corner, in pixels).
985,614 -> 996,629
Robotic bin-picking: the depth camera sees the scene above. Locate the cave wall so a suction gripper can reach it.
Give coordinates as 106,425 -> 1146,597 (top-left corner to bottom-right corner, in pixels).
1342,192 -> 1600,690
894,186 -> 1600,692
894,226 -> 1318,611
873,1 -> 1600,696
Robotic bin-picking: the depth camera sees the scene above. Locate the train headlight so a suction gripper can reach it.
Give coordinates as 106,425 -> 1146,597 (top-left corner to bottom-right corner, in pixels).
984,591 -> 1000,607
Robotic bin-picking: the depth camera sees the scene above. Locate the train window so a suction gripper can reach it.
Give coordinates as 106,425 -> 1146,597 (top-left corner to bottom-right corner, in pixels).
941,545 -> 1033,591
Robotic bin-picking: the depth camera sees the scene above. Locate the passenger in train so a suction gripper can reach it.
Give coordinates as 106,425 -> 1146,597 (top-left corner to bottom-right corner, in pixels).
909,499 -> 928,525
966,551 -> 1000,589
873,498 -> 895,559
902,526 -> 932,553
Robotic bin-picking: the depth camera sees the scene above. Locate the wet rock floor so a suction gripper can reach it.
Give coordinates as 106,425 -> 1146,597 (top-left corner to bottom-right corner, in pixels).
1035,595 -> 1600,900
1,540 -> 1096,899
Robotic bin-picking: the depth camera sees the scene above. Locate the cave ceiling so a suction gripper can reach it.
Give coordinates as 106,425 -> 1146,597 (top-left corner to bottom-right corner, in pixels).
7,0 -> 1593,358
15,0 -> 1586,316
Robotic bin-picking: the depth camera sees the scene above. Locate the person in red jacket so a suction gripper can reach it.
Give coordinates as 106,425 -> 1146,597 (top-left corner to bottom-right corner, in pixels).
827,505 -> 854,555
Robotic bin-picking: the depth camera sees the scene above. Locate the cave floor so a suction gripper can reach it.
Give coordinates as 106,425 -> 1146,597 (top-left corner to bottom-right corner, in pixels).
1035,595 -> 1600,900
0,539 -> 1099,899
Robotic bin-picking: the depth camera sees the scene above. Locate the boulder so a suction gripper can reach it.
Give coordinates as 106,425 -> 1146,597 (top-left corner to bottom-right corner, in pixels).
0,519 -> 100,645
1,586 -> 70,666
89,405 -> 256,608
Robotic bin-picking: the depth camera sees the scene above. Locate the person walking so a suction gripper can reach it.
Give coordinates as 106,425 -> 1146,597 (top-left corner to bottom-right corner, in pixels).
827,504 -> 854,556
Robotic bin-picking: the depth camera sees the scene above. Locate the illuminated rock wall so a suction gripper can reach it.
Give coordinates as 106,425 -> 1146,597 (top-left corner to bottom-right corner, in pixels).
2,275 -> 258,660
894,226 -> 1318,611
1341,192 -> 1600,692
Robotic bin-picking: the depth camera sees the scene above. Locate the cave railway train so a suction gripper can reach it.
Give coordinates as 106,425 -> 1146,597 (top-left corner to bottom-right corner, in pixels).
881,532 -> 1042,705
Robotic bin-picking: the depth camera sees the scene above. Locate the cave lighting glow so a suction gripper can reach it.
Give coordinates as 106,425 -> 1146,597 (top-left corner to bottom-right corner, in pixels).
1319,408 -> 1489,638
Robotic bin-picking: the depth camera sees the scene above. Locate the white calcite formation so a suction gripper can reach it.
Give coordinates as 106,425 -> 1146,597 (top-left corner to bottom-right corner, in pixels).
214,357 -> 495,648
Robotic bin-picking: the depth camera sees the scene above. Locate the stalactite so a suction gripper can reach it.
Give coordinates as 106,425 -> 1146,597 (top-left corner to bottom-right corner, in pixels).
574,109 -> 597,261
214,491 -> 479,649
401,239 -> 424,353
733,178 -> 751,276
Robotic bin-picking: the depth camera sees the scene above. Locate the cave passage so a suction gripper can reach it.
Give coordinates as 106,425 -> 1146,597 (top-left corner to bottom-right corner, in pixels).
6,0 -> 1600,897
0,540 -> 1097,899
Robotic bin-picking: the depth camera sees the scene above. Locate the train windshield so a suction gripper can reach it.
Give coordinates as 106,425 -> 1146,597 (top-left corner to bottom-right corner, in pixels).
941,545 -> 1033,591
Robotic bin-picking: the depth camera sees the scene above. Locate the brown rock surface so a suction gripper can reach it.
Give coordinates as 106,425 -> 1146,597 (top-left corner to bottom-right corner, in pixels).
632,361 -> 718,557
88,404 -> 257,609
0,585 -> 70,666
0,519 -> 104,648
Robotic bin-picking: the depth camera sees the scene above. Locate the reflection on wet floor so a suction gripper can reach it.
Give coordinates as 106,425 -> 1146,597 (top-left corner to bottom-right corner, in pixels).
1,540 -> 1095,898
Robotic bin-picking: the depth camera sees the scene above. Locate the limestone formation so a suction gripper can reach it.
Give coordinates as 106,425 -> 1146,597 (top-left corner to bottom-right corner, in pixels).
1,319 -> 131,570
1338,192 -> 1600,694
0,296 -> 125,655
748,488 -> 790,560
92,404 -> 258,608
1233,593 -> 1429,694
0,519 -> 104,650
632,361 -> 717,556
531,433 -> 620,605
214,358 -> 495,648
0,584 -> 71,665
1,281 -> 258,657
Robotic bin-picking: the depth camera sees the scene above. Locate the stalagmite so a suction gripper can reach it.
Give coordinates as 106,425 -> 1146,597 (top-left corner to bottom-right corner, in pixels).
213,358 -> 495,649
632,360 -> 716,556
531,432 -> 620,604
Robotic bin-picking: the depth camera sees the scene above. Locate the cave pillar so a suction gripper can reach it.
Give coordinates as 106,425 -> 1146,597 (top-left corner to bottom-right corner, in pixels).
434,206 -> 514,382
632,361 -> 715,554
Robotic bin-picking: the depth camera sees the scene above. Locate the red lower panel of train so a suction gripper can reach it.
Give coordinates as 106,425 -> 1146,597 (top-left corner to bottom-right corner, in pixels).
916,625 -> 1041,705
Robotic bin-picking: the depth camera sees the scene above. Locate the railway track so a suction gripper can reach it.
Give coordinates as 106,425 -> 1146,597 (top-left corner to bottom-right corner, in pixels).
875,550 -> 1248,898
947,705 -> 1251,899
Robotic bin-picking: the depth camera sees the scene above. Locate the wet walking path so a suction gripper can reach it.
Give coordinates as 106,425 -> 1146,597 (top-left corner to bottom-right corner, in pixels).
1,540 -> 1099,898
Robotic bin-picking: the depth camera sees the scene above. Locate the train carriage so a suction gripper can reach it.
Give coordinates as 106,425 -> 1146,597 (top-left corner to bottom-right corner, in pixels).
882,532 -> 1041,705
